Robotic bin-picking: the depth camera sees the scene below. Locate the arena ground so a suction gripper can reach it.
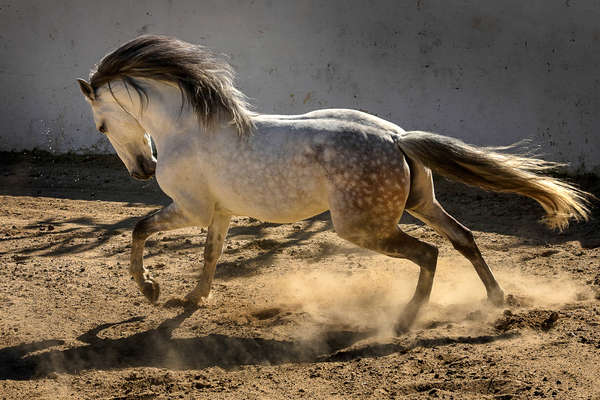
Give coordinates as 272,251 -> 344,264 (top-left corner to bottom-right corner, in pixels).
0,151 -> 598,399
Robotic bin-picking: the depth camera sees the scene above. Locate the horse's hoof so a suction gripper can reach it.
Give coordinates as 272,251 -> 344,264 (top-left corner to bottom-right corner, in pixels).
487,289 -> 505,307
183,294 -> 203,308
141,279 -> 160,304
394,313 -> 416,335
184,286 -> 210,306
182,299 -> 201,311
163,297 -> 199,310
394,321 -> 411,335
394,325 -> 408,335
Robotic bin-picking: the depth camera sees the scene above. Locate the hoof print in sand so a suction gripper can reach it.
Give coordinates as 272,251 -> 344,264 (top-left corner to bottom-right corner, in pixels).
493,309 -> 559,332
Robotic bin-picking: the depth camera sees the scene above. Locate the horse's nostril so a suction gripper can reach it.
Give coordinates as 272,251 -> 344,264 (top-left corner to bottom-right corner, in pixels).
136,155 -> 156,176
145,161 -> 156,175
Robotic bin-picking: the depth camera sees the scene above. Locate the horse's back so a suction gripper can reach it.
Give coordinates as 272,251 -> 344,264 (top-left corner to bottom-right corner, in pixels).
250,109 -> 411,224
199,109 -> 411,223
254,108 -> 405,136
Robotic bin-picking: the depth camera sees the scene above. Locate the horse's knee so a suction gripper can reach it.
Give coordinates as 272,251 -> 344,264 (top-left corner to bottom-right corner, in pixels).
132,224 -> 147,242
132,217 -> 156,242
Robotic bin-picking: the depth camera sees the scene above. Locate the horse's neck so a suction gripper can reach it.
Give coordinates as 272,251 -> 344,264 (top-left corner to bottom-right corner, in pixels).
125,80 -> 215,158
138,81 -> 197,138
111,79 -> 235,156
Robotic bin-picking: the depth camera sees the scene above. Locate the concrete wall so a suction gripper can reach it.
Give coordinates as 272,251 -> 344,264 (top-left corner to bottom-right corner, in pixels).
1,0 -> 599,172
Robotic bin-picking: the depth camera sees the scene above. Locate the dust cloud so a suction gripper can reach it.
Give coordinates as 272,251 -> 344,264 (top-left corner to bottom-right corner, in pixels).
254,255 -> 585,339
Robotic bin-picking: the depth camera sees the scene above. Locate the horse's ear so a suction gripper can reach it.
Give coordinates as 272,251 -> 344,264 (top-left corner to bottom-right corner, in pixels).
77,79 -> 95,101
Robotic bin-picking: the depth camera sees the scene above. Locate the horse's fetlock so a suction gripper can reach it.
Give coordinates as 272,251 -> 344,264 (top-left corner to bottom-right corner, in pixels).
129,263 -> 142,276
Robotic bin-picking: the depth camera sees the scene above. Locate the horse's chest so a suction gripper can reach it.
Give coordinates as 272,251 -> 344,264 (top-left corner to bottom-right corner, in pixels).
155,157 -> 211,210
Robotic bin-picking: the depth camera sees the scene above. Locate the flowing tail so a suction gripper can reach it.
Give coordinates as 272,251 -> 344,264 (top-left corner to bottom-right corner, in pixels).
395,131 -> 592,231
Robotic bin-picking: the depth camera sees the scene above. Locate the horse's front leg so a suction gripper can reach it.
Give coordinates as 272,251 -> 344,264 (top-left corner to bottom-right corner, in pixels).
131,203 -> 192,303
184,212 -> 231,305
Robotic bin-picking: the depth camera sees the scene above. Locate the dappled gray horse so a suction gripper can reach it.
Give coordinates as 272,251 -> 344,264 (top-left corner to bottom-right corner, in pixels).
78,35 -> 590,332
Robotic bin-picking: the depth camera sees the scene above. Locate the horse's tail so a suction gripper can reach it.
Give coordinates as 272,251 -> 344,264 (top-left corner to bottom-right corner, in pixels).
395,131 -> 592,231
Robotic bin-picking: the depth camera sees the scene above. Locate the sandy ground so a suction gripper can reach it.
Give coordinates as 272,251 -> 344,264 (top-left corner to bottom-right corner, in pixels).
0,151 -> 599,399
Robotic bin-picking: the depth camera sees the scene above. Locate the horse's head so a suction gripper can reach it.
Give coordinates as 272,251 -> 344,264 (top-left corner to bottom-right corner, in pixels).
77,79 -> 156,180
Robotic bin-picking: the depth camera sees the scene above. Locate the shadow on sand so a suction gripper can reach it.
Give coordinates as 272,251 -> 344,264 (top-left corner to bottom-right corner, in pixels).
0,310 -> 518,381
1,210 -> 337,281
0,213 -> 153,259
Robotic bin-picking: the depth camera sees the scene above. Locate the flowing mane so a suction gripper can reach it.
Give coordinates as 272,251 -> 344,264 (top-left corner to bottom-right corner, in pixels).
89,35 -> 254,135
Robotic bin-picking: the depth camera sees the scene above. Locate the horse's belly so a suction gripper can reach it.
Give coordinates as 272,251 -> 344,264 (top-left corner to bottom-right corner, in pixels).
213,175 -> 329,223
233,199 -> 328,223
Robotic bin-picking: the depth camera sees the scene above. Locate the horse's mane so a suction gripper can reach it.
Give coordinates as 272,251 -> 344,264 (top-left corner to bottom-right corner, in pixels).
89,35 -> 254,135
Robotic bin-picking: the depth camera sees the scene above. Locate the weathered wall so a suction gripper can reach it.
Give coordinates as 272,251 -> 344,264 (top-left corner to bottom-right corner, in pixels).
1,1 -> 598,171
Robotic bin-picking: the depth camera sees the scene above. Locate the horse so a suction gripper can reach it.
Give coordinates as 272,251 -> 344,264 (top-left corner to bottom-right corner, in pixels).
77,35 -> 591,332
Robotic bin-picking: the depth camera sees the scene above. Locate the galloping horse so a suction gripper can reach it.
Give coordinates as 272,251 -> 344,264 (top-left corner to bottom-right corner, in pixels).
78,35 -> 590,332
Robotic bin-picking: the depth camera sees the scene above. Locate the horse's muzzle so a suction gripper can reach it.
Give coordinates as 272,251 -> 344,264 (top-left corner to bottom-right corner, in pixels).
131,155 -> 156,180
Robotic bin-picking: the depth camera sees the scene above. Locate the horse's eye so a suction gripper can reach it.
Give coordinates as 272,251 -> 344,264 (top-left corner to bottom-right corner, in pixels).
98,123 -> 107,134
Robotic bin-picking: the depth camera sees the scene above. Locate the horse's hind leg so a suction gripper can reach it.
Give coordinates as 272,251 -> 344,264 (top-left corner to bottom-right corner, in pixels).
131,203 -> 192,303
405,160 -> 504,305
326,149 -> 439,332
409,202 -> 504,305
375,228 -> 439,332
334,219 -> 439,333
329,153 -> 439,334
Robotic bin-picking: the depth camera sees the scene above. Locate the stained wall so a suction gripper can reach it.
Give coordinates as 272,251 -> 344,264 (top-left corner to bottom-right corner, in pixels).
1,1 -> 598,171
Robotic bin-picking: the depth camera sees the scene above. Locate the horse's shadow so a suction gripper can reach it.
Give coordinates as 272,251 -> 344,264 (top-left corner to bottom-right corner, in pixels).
0,310 -> 518,381
0,213 -> 153,260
